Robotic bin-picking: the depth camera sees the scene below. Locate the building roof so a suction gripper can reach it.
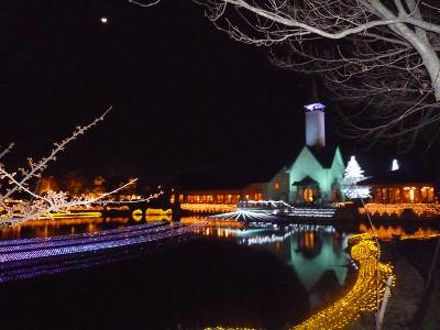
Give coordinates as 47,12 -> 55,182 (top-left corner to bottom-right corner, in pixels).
306,145 -> 338,168
359,169 -> 435,186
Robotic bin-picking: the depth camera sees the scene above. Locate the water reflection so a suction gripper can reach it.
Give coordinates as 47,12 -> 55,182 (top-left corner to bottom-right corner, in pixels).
190,218 -> 351,308
2,214 -> 439,312
359,223 -> 440,240
1,217 -> 130,240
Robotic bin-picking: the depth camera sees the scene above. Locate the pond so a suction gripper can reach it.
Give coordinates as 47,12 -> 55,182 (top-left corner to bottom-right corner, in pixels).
0,216 -> 438,329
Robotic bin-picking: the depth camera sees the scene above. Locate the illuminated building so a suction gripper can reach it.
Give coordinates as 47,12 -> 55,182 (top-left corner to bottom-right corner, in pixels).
175,98 -> 345,211
286,100 -> 344,204
358,169 -> 440,217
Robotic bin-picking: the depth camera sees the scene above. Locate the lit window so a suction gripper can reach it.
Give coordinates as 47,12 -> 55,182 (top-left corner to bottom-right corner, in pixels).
304,188 -> 314,203
274,182 -> 280,190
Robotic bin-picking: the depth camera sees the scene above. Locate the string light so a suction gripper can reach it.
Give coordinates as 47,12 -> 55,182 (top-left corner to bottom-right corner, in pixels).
359,202 -> 440,217
0,221 -> 196,282
205,233 -> 395,330
293,234 -> 395,330
180,203 -> 236,213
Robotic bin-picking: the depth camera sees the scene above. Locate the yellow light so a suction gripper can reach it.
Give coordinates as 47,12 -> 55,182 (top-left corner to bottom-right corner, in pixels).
132,209 -> 143,222
293,234 -> 395,330
146,208 -> 172,216
38,211 -> 102,219
205,234 -> 396,330
180,203 -> 236,213
360,202 -> 440,217
180,216 -> 244,229
146,215 -> 172,222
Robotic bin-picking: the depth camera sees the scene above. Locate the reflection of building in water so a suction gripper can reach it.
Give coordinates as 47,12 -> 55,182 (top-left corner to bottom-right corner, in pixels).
0,217 -> 133,240
359,223 -> 440,241
290,233 -> 349,292
331,233 -> 345,255
298,231 -> 322,259
310,269 -> 342,307
173,99 -> 345,212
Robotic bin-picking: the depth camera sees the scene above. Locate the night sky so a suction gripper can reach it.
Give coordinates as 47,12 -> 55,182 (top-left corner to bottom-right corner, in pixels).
0,0 -> 425,182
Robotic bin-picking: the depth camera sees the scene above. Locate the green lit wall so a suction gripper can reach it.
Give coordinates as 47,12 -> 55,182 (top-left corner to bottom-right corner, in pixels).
266,146 -> 345,204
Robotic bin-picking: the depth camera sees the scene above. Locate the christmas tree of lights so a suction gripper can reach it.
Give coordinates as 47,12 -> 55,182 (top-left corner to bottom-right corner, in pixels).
342,156 -> 371,199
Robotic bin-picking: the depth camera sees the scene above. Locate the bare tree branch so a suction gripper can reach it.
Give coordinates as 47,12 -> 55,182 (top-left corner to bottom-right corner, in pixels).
188,0 -> 440,145
0,106 -> 159,224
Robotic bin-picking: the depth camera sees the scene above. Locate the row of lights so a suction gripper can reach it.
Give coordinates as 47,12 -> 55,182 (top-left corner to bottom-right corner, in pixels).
180,203 -> 237,213
0,221 -> 193,265
360,202 -> 440,217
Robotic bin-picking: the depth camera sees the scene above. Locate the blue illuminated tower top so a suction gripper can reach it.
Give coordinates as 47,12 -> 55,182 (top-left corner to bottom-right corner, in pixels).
304,102 -> 326,112
303,81 -> 326,147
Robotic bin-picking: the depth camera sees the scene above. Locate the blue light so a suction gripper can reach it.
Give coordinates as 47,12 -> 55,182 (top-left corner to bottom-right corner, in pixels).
304,102 -> 326,112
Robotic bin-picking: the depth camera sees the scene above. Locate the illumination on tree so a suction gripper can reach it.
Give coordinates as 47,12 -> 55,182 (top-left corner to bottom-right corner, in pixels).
342,155 -> 370,199
391,159 -> 399,171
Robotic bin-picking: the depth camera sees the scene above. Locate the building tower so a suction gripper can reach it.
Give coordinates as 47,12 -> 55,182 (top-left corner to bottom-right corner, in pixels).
303,80 -> 326,148
304,101 -> 326,148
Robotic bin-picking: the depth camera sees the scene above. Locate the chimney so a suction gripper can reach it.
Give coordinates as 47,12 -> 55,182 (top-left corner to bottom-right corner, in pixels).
304,102 -> 326,148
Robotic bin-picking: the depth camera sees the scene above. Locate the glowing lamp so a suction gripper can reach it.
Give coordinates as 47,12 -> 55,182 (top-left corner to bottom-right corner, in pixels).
100,17 -> 108,24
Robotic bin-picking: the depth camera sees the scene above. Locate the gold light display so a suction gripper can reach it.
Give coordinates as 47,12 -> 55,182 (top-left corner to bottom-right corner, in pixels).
293,233 -> 395,330
205,233 -> 395,330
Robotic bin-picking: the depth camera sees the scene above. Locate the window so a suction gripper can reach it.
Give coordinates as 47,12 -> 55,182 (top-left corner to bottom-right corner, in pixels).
274,182 -> 280,190
303,188 -> 314,203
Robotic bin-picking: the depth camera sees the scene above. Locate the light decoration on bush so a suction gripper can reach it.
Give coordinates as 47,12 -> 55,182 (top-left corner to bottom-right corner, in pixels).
342,155 -> 371,199
293,233 -> 395,330
204,234 -> 395,330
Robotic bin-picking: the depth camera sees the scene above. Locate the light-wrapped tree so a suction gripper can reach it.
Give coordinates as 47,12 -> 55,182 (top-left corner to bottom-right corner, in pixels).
342,155 -> 371,199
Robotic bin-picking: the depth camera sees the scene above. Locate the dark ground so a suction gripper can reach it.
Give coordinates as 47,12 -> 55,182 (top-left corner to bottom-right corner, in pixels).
0,238 -> 309,330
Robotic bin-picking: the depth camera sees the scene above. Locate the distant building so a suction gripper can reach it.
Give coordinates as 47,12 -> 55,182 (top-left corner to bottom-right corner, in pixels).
175,99 -> 345,210
358,169 -> 440,217
361,170 -> 436,204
